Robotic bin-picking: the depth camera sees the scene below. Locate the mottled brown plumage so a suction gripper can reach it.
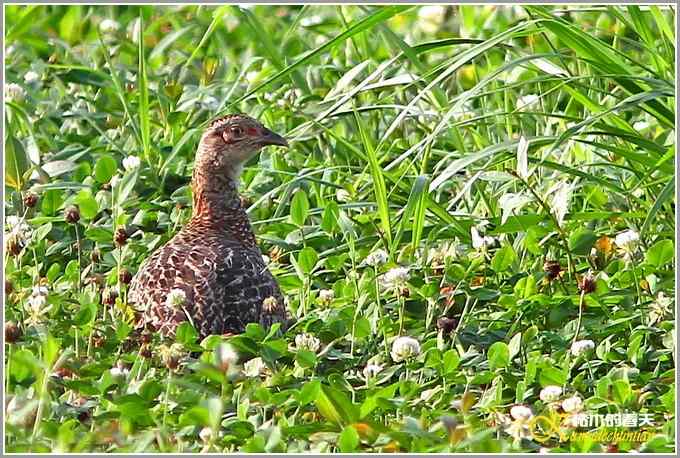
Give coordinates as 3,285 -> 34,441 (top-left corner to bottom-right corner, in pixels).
129,114 -> 289,338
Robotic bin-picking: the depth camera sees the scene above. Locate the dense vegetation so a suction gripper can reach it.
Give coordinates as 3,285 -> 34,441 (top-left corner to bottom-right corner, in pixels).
4,4 -> 675,453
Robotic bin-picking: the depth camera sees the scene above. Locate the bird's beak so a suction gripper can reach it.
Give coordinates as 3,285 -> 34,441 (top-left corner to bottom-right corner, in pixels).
261,129 -> 289,148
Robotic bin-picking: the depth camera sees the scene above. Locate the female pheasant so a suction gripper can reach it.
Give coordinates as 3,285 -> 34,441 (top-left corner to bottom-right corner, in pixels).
128,114 -> 289,338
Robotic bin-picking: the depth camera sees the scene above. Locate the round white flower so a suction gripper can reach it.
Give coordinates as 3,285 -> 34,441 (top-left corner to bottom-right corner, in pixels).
99,18 -> 120,34
362,363 -> 383,380
243,357 -> 266,377
199,426 -> 212,443
471,226 -> 495,250
295,333 -> 321,353
215,343 -> 239,371
364,249 -> 388,267
650,291 -> 672,324
571,339 -> 595,357
418,5 -> 446,34
5,83 -> 26,103
122,155 -> 141,171
390,336 -> 420,362
165,288 -> 187,310
382,266 -> 410,289
26,293 -> 47,311
510,405 -> 533,421
23,71 -> 40,85
32,285 -> 48,297
109,365 -> 129,378
318,289 -> 334,304
539,385 -> 563,402
110,174 -> 121,188
335,189 -> 351,202
200,95 -> 219,111
561,395 -> 583,413
614,230 -> 639,254
517,94 -> 540,109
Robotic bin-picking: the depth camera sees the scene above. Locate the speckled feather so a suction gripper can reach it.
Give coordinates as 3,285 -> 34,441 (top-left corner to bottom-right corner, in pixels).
128,114 -> 288,338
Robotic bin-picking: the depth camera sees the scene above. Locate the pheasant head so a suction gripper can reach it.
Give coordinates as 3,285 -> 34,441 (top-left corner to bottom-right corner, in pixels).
191,114 -> 288,217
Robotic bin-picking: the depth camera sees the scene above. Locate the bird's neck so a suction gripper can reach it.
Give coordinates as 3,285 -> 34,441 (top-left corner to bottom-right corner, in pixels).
190,167 -> 257,247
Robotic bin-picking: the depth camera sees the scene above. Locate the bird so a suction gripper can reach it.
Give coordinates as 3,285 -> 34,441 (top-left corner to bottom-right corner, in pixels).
128,114 -> 289,338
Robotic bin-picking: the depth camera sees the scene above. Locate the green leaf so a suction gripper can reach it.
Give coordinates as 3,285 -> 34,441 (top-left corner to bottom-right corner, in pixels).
491,243 -> 516,272
93,155 -> 117,183
487,342 -> 510,370
295,349 -> 317,369
175,322 -> 198,345
75,190 -> 98,219
298,380 -> 321,406
338,425 -> 359,452
290,189 -> 309,226
41,189 -> 63,216
645,239 -> 674,268
297,246 -> 318,274
5,135 -> 29,190
569,228 -> 598,255
539,366 -> 567,386
442,349 -> 460,374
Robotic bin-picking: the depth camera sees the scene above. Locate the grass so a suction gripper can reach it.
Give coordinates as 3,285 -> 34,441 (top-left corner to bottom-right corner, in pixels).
3,4 -> 676,453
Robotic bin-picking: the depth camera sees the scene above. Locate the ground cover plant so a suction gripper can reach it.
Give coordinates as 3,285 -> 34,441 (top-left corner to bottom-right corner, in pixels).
3,4 -> 676,453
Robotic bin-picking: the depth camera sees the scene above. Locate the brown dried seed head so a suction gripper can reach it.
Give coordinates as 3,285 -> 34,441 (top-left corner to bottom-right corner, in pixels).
436,316 -> 458,334
102,288 -> 118,306
64,206 -> 80,224
5,280 -> 14,295
543,260 -> 562,280
23,192 -> 39,208
5,321 -> 22,343
90,248 -> 101,263
578,272 -> 597,294
118,268 -> 132,285
114,227 -> 128,247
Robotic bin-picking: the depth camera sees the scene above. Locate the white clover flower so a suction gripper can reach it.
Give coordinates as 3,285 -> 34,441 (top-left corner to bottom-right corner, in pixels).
614,229 -> 639,256
539,385 -> 563,402
571,339 -> 595,357
300,15 -> 323,27
510,405 -> 534,421
418,5 -> 446,34
295,333 -> 321,353
99,18 -> 120,34
200,95 -> 219,111
335,189 -> 351,202
23,71 -> 40,85
245,71 -> 260,85
32,285 -> 48,297
362,363 -> 383,380
5,83 -> 26,103
6,216 -> 32,240
110,174 -> 121,188
243,357 -> 266,377
390,336 -> 420,362
26,293 -> 47,311
517,94 -> 540,109
364,249 -> 388,267
471,226 -> 495,250
109,365 -> 129,378
561,394 -> 583,413
650,292 -> 672,325
122,155 -> 141,171
199,426 -> 212,443
165,288 -> 187,310
382,266 -> 410,290
215,343 -> 239,372
505,418 -> 533,440
318,289 -> 334,304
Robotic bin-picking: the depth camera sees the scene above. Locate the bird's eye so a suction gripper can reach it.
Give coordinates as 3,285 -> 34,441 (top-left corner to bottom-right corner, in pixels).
222,126 -> 244,143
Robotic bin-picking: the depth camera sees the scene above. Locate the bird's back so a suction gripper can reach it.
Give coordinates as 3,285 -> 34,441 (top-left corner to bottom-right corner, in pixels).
129,218 -> 286,338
